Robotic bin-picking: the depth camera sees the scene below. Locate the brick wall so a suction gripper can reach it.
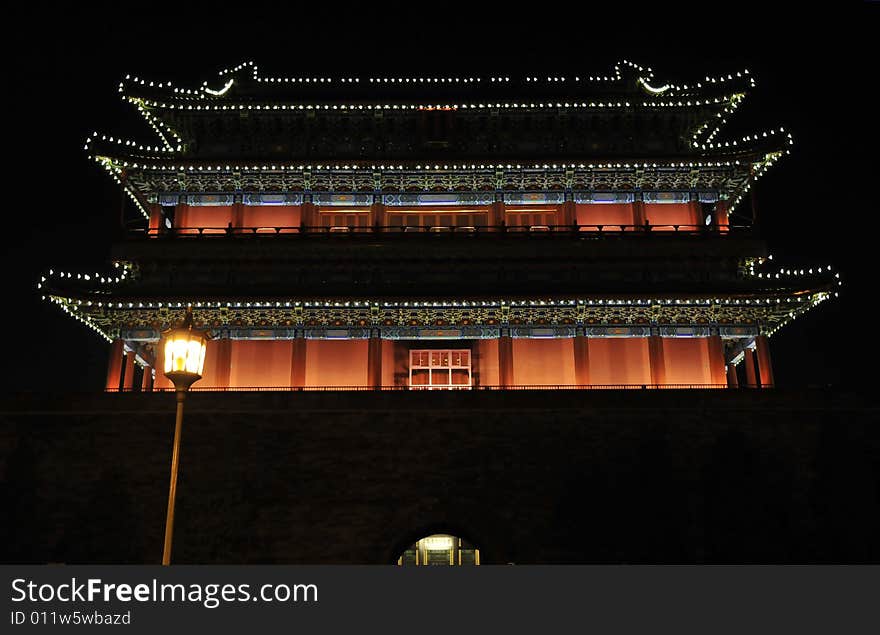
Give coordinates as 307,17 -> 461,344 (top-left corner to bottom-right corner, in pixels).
1,390 -> 877,563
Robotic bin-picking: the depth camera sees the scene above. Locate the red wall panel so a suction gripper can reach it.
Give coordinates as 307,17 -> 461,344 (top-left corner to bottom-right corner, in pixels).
153,342 -> 171,390
475,339 -> 500,387
643,203 -> 697,231
575,203 -> 635,230
512,338 -> 576,386
305,340 -> 369,387
193,338 -> 226,389
661,338 -> 712,386
175,205 -> 234,234
587,338 -> 652,386
242,205 -> 301,233
229,340 -> 293,388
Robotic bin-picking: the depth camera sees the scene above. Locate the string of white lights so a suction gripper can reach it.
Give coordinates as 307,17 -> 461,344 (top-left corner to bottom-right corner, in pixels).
43,289 -> 834,343
124,93 -> 748,111
91,158 -> 749,172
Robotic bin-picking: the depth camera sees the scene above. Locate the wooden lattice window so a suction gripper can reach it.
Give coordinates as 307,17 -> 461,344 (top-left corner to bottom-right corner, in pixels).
409,349 -> 472,389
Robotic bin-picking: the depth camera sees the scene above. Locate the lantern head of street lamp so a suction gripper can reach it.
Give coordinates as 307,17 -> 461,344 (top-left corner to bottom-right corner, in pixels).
162,306 -> 210,391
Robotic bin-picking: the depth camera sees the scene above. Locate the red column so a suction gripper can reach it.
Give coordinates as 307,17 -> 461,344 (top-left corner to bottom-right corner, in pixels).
105,339 -> 125,391
122,350 -> 136,391
488,201 -> 505,228
367,335 -> 382,389
744,348 -> 758,388
148,203 -> 163,236
726,363 -> 739,388
290,337 -> 307,388
714,200 -> 729,231
573,335 -> 590,387
559,201 -> 577,228
755,335 -> 775,388
632,200 -> 646,229
154,339 -> 169,390
370,201 -> 386,230
142,366 -> 154,392
688,200 -> 703,229
175,203 -> 189,230
214,339 -> 232,389
301,202 -> 318,232
648,336 -> 666,387
232,202 -> 245,230
706,335 -> 726,388
498,335 -> 513,387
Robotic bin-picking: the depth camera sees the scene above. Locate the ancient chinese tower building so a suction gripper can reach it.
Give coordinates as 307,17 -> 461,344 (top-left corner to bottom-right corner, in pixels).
44,60 -> 838,393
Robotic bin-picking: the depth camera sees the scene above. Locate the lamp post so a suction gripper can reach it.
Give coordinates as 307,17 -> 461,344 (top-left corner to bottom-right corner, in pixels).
160,306 -> 209,565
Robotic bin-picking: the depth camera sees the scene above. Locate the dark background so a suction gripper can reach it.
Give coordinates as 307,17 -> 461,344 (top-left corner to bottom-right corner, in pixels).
3,3 -> 875,391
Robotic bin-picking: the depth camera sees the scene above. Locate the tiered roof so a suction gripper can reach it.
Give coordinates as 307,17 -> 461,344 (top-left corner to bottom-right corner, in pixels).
86,60 -> 791,219
38,61 -> 838,347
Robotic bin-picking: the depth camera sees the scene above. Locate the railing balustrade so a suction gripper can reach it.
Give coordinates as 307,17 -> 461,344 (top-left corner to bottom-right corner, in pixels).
138,223 -> 740,239
106,383 -> 732,392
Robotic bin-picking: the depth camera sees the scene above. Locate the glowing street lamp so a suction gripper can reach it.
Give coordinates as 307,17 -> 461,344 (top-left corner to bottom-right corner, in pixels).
160,306 -> 209,565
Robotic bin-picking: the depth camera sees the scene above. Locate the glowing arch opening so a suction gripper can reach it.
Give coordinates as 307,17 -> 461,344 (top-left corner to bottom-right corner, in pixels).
397,534 -> 480,566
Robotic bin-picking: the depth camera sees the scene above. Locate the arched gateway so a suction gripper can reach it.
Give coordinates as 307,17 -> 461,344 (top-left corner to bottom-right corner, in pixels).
397,534 -> 480,566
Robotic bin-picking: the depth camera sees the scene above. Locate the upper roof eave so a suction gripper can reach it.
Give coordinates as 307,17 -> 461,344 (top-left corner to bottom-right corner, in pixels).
118,59 -> 755,110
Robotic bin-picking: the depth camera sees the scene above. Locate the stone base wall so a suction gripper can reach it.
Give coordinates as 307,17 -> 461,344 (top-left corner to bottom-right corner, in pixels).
1,390 -> 877,563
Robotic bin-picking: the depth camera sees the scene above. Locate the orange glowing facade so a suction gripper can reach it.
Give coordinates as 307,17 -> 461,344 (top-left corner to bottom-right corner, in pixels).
43,61 -> 838,391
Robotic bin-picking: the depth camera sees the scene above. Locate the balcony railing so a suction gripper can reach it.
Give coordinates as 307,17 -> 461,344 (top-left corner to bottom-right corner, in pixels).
137,224 -> 739,239
106,383 -> 732,392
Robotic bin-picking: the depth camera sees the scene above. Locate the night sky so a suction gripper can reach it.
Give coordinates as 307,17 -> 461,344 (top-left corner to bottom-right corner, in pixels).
4,4 -> 875,391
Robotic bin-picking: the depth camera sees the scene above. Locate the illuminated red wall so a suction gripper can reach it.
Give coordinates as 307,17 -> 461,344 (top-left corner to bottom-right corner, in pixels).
242,205 -> 301,233
391,342 -> 412,387
174,205 -> 301,233
643,203 -> 697,231
475,339 -> 500,386
661,338 -> 711,386
192,339 -> 227,389
149,336 -> 721,390
155,339 -> 289,389
384,206 -> 490,228
148,206 -> 162,235
504,206 -> 558,227
575,204 -> 634,230
381,340 -> 396,386
175,205 -> 234,233
587,338 -> 652,386
230,340 -> 293,388
512,338 -> 576,386
305,340 -> 369,387
153,343 -> 170,390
